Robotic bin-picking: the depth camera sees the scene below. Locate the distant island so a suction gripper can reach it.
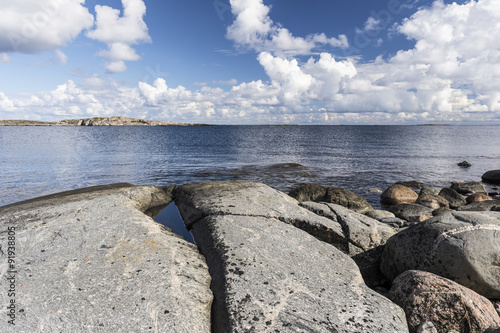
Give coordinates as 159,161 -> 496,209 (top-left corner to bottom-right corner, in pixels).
0,116 -> 209,127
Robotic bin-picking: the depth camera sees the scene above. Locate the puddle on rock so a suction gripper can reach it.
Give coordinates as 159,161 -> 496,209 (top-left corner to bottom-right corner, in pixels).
154,201 -> 194,244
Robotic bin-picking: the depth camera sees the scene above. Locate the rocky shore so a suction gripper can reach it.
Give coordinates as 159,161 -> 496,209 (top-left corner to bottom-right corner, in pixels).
0,170 -> 499,332
0,116 -> 209,126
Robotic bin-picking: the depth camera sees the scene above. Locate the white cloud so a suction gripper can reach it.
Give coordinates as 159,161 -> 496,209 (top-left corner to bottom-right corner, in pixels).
55,50 -> 67,64
0,53 -> 10,63
86,0 -> 151,73
226,0 -> 348,56
364,17 -> 381,31
0,0 -> 93,54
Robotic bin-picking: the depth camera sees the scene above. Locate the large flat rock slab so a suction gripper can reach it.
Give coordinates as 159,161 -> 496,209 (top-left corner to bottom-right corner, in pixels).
0,185 -> 212,332
192,214 -> 408,333
175,181 -> 347,250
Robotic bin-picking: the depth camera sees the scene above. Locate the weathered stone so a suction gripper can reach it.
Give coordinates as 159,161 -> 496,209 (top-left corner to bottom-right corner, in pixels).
458,199 -> 500,211
191,214 -> 408,332
381,184 -> 419,205
389,270 -> 500,333
432,207 -> 454,216
379,217 -> 407,228
365,209 -> 396,220
325,187 -> 373,214
288,183 -> 326,202
0,185 -> 212,332
483,170 -> 500,185
174,181 -> 347,250
301,202 -> 396,287
381,211 -> 500,298
419,186 -> 440,197
451,181 -> 486,195
388,204 -> 433,222
467,192 -> 493,204
439,188 -> 467,209
416,195 -> 449,210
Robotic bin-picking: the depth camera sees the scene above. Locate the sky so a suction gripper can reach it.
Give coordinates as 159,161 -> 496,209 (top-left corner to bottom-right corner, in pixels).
0,0 -> 499,124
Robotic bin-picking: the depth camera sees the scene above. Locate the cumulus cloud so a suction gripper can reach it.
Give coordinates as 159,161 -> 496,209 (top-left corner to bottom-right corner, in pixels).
86,0 -> 151,73
0,0 -> 93,54
226,0 -> 348,56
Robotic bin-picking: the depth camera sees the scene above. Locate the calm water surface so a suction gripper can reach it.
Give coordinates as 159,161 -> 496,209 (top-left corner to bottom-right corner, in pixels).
1,125 -> 499,209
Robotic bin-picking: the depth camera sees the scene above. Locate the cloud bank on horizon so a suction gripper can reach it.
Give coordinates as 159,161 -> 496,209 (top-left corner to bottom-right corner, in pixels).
1,0 -> 499,124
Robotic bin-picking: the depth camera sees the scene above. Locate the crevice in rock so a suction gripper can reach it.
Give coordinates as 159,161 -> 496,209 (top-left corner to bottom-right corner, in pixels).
154,202 -> 195,243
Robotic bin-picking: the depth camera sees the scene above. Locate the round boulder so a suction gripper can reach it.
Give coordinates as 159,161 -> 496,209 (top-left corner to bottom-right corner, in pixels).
381,211 -> 500,298
389,270 -> 500,333
416,195 -> 449,210
451,181 -> 486,195
467,193 -> 493,204
483,170 -> 500,185
381,184 -> 418,205
325,187 -> 373,214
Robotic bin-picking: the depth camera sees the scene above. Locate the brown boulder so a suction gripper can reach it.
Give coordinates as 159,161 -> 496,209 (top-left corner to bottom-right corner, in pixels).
389,270 -> 500,333
381,184 -> 418,205
467,192 -> 493,204
416,195 -> 449,210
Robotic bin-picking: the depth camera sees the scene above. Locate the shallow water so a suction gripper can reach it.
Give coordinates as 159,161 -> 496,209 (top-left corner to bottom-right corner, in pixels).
1,125 -> 499,210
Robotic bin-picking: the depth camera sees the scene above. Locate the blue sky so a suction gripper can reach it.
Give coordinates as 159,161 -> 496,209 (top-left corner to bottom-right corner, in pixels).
0,0 -> 499,124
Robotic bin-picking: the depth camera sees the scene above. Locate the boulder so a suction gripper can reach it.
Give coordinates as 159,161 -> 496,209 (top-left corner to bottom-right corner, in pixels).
451,181 -> 486,195
288,183 -> 326,202
0,185 -> 212,332
419,187 -> 440,197
380,211 -> 500,298
438,188 -> 466,209
365,209 -> 396,220
458,199 -> 500,211
389,270 -> 500,333
174,181 -> 348,251
416,195 -> 449,210
381,184 -> 419,205
191,214 -> 408,333
483,170 -> 500,185
325,187 -> 373,214
379,217 -> 407,228
467,192 -> 493,204
388,204 -> 433,222
432,207 -> 454,216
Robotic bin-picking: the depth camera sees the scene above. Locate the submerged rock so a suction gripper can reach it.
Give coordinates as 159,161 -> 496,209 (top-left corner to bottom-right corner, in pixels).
0,184 -> 212,332
381,211 -> 500,298
389,270 -> 500,333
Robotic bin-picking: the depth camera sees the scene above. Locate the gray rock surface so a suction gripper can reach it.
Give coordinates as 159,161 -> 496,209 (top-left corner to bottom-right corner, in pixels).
365,209 -> 396,220
483,170 -> 500,185
450,181 -> 486,194
389,270 -> 500,333
419,187 -> 440,197
388,204 -> 434,222
439,187 -> 467,209
190,213 -> 408,333
381,184 -> 419,205
458,199 -> 500,211
381,211 -> 500,298
379,217 -> 407,228
174,181 -> 348,250
0,185 -> 212,333
324,187 -> 374,214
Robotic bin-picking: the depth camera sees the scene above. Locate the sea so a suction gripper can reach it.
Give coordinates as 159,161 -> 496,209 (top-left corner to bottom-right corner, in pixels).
1,125 -> 499,210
